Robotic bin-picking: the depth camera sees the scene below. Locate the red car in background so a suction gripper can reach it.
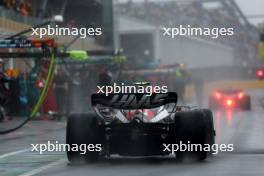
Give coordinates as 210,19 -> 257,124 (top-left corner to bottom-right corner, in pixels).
209,89 -> 251,110
256,68 -> 264,80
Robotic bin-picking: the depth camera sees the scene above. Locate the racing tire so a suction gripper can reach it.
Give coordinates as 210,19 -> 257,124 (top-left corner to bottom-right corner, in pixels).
175,110 -> 211,161
66,112 -> 104,164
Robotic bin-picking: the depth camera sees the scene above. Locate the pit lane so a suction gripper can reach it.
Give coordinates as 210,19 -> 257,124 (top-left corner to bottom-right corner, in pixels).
0,90 -> 263,176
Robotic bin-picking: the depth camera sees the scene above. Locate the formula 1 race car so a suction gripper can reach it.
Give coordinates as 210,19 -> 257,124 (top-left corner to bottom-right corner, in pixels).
256,68 -> 264,80
209,89 -> 251,110
66,92 -> 215,163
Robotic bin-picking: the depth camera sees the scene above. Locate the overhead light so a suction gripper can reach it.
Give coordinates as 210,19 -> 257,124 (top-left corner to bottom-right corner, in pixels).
52,15 -> 64,23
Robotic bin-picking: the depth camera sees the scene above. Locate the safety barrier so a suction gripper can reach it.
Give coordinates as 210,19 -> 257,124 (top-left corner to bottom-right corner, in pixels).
204,80 -> 264,94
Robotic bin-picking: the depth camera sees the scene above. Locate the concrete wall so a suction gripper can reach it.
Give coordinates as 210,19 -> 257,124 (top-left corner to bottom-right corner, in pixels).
117,16 -> 235,69
158,34 -> 235,69
116,16 -> 158,59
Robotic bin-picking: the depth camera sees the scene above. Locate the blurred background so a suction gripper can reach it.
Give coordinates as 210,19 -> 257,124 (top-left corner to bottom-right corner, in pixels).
0,0 -> 264,175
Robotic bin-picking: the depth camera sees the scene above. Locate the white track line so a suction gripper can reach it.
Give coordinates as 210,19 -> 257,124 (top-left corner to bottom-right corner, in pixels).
0,149 -> 28,159
19,158 -> 66,176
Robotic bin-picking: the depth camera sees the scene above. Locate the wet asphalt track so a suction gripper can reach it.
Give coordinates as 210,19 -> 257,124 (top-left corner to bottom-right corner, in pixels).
0,90 -> 263,176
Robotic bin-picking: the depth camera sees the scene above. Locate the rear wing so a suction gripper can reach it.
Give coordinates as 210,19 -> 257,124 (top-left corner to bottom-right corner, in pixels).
91,92 -> 177,110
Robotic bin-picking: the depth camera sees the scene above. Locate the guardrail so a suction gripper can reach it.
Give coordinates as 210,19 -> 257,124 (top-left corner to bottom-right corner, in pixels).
190,66 -> 260,82
204,80 -> 264,93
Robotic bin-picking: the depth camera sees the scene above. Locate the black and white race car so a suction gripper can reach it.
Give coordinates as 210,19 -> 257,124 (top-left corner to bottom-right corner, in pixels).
66,92 -> 215,163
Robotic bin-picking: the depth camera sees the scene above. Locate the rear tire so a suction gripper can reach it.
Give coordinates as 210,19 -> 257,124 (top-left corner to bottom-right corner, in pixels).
202,109 -> 215,153
175,109 -> 214,161
66,113 -> 104,164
